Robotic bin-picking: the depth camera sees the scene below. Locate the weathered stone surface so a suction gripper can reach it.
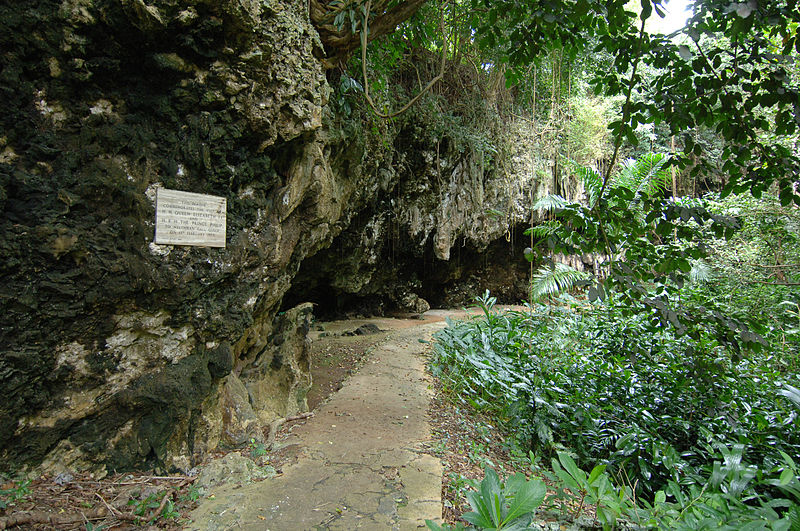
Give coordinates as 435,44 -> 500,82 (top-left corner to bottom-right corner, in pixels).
218,374 -> 262,447
0,0 -> 335,475
0,0 -> 572,476
283,113 -> 583,314
398,292 -> 431,314
239,303 -> 313,425
195,453 -> 276,491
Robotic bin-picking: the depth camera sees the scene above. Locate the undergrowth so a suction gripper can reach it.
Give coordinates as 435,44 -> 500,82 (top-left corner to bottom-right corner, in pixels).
429,292 -> 800,529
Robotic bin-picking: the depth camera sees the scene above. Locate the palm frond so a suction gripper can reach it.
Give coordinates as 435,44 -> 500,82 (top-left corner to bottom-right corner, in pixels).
530,263 -> 590,301
532,194 -> 567,212
616,153 -> 670,197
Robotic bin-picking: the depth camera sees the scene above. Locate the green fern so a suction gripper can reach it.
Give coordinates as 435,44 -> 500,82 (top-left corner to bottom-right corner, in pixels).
532,194 -> 567,213
615,153 -> 670,197
778,384 -> 800,410
530,263 -> 589,301
558,154 -> 669,212
689,259 -> 714,284
566,160 -> 603,207
526,220 -> 562,239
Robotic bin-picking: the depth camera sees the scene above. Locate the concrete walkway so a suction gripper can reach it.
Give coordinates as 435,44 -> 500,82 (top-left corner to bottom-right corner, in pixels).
188,321 -> 448,530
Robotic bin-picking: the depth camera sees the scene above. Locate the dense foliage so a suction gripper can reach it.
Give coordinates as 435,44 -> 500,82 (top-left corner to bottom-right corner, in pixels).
338,0 -> 799,201
470,0 -> 800,201
690,193 -> 800,361
431,289 -> 800,527
529,153 -> 768,354
431,178 -> 800,528
430,180 -> 800,526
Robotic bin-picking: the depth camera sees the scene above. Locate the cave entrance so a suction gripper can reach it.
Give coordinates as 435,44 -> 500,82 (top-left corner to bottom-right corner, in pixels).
281,224 -> 534,319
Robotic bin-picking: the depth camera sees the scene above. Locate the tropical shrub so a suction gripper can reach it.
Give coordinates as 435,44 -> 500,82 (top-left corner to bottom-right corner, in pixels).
431,294 -> 800,500
426,467 -> 546,531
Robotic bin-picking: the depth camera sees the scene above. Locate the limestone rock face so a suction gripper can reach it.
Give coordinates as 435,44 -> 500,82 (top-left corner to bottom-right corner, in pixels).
285,117 -> 584,314
0,0 -> 349,476
238,303 -> 313,427
0,0 -> 573,476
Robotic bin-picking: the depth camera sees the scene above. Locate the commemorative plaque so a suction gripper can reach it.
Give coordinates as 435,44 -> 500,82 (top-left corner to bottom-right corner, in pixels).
154,188 -> 226,248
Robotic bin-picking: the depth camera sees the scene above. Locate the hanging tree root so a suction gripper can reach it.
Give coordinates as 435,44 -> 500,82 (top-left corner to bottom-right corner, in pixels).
359,0 -> 446,118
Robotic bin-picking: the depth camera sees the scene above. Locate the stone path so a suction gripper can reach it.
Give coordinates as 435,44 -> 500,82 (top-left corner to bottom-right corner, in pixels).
188,320 -> 449,530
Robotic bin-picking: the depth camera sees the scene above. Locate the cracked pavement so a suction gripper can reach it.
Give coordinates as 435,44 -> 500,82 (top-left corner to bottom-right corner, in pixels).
188,320 -> 448,530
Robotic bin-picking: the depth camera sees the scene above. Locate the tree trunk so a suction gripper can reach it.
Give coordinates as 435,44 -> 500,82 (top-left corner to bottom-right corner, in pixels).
310,0 -> 428,68
671,135 -> 677,198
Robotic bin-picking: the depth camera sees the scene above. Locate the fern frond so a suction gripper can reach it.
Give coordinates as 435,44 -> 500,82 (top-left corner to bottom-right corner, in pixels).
527,220 -> 562,239
532,194 -> 567,212
616,153 -> 670,197
689,259 -> 714,284
566,160 -> 602,207
530,263 -> 590,301
778,383 -> 800,410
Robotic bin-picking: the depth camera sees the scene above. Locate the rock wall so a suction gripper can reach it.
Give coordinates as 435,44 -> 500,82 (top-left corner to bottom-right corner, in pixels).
0,0 -> 375,476
0,1 -> 580,475
284,114 -> 584,314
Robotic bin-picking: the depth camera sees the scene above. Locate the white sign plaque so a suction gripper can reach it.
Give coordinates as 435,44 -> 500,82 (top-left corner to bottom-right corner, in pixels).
154,188 -> 226,247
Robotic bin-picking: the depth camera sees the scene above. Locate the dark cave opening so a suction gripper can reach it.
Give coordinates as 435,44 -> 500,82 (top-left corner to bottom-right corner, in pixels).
281,223 -> 535,319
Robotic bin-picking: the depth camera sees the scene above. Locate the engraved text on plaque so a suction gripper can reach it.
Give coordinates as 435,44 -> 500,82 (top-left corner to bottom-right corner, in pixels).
154,188 -> 226,247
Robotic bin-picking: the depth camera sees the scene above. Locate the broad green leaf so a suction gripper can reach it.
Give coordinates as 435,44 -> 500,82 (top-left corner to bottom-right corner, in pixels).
556,452 -> 586,483
499,521 -> 534,531
779,451 -> 797,471
465,490 -> 492,526
504,477 -> 546,523
491,491 -> 503,526
587,464 -> 607,485
462,509 -> 492,528
504,474 -> 527,496
771,520 -> 790,531
480,468 -> 503,525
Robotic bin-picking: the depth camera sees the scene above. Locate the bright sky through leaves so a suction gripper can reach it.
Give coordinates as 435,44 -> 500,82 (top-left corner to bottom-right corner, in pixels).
649,0 -> 692,35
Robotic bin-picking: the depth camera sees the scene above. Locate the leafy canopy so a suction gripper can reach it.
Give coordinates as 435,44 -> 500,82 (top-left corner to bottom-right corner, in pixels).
471,0 -> 800,203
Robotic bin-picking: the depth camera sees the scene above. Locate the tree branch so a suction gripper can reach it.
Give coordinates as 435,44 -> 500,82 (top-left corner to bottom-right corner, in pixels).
596,17 -> 647,208
0,509 -> 108,530
360,0 -> 446,118
312,0 -> 427,68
